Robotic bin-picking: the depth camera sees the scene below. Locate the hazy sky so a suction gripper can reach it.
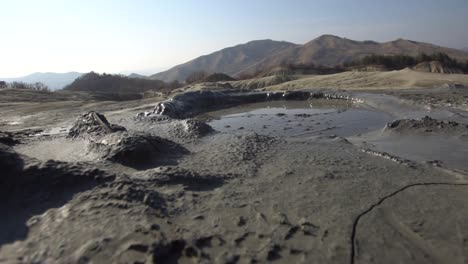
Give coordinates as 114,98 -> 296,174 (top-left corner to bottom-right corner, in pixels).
1,0 -> 467,77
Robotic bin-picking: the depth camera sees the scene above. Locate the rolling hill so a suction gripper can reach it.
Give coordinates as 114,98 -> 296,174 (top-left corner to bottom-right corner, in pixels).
0,72 -> 83,90
151,35 -> 468,82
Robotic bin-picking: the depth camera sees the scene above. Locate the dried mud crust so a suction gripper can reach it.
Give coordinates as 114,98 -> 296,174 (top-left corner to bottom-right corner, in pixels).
386,116 -> 468,134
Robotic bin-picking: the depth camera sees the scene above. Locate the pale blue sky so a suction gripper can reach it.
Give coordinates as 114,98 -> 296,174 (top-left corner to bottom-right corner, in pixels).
1,0 -> 467,77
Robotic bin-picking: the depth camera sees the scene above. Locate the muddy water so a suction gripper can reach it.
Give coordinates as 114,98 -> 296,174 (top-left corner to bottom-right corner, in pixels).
197,100 -> 393,137
351,133 -> 468,171
197,97 -> 468,171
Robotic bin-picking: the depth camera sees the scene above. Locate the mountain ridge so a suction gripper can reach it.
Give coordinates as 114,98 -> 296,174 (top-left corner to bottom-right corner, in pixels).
151,35 -> 468,82
150,39 -> 298,82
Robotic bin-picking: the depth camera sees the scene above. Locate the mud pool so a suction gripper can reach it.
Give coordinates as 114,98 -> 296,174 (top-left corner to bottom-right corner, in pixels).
197,99 -> 393,137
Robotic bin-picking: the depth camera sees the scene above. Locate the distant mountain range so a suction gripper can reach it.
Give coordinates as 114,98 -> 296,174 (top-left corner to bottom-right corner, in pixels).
151,35 -> 468,82
0,72 -> 83,90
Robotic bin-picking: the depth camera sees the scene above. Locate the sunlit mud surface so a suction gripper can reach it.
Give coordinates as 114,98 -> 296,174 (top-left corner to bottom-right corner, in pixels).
2,89 -> 468,264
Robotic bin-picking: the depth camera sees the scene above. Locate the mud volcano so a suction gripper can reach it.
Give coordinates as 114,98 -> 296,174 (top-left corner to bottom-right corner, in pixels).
3,89 -> 468,264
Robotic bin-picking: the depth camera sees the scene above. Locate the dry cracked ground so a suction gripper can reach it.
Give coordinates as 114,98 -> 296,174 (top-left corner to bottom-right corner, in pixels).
1,87 -> 468,264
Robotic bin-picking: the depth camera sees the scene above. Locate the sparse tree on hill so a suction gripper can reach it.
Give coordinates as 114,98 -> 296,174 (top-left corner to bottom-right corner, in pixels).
0,81 -> 6,89
5,81 -> 49,91
32,82 -> 50,92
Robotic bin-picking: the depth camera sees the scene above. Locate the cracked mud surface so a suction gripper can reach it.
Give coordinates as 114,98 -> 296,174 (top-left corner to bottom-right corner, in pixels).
1,88 -> 468,263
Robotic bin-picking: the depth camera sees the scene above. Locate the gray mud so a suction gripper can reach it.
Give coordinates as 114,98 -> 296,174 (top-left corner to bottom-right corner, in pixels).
350,116 -> 468,171
2,88 -> 468,263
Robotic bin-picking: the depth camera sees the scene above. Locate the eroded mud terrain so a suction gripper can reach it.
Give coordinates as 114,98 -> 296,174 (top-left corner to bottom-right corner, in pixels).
1,89 -> 468,263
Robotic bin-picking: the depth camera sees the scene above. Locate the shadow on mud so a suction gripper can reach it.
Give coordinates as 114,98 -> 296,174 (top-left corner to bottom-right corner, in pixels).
0,144 -> 113,246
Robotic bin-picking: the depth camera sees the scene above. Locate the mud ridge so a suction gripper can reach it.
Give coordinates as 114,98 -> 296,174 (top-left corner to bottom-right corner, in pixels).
386,116 -> 468,134
140,89 -> 361,119
350,182 -> 468,264
359,148 -> 414,166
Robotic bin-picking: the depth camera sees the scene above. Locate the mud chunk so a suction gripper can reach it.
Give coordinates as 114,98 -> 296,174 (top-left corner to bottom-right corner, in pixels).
192,215 -> 204,220
299,218 -> 319,236
68,111 -> 126,138
128,244 -> 149,253
266,244 -> 282,261
275,213 -> 291,225
295,113 -> 312,118
236,216 -> 247,226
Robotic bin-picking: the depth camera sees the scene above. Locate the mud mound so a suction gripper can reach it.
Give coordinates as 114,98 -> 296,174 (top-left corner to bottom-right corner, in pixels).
87,132 -> 188,169
68,111 -> 126,138
169,119 -> 214,140
386,116 -> 468,134
183,119 -> 214,137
